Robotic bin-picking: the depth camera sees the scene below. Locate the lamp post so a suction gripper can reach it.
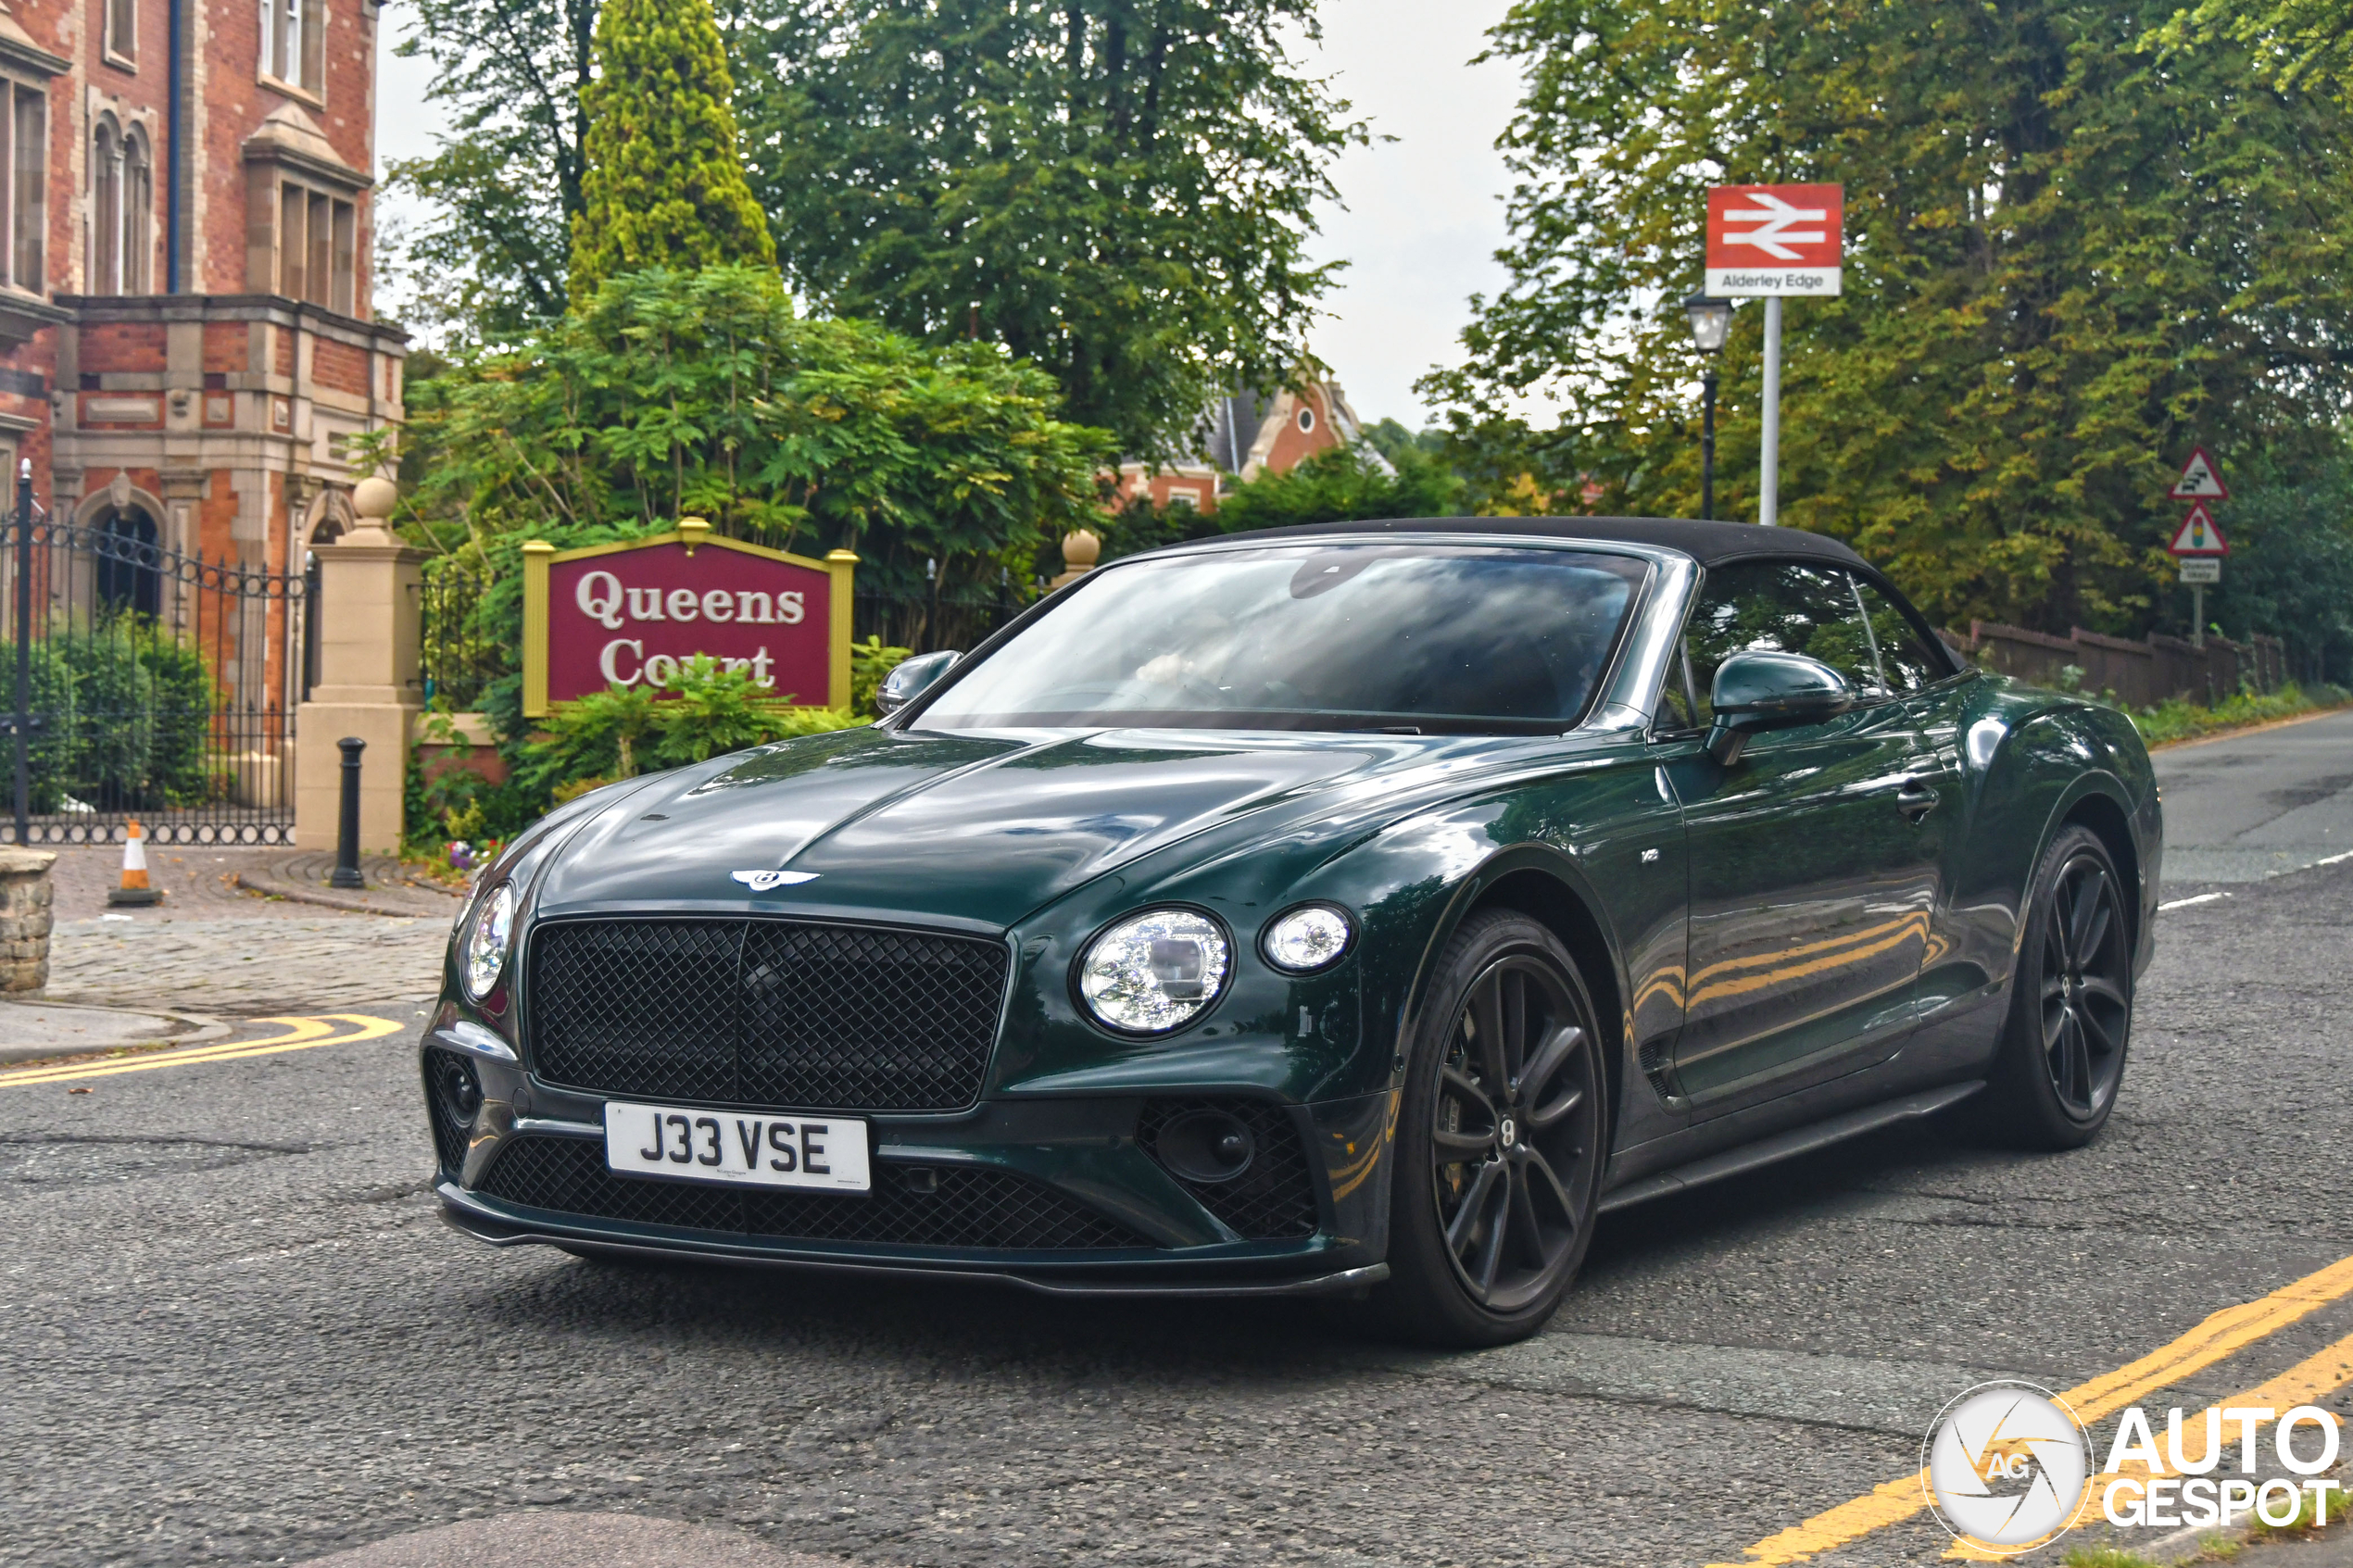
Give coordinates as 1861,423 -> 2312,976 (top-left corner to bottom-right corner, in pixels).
1684,294 -> 1731,521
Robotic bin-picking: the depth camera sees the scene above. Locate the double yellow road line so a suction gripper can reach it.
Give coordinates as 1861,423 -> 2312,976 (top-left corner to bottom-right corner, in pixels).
0,1013 -> 405,1087
1713,1250 -> 2353,1564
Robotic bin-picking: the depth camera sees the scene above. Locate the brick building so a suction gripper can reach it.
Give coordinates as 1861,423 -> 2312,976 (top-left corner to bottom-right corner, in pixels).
0,0 -> 402,571
1113,378 -> 1386,516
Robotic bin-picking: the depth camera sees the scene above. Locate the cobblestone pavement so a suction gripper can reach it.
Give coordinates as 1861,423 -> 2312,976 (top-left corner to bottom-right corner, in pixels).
45,847 -> 343,922
39,849 -> 452,1014
46,914 -> 450,1014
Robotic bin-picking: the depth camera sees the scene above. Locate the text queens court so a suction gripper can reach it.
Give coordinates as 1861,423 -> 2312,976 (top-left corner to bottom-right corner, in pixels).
522,524 -> 859,715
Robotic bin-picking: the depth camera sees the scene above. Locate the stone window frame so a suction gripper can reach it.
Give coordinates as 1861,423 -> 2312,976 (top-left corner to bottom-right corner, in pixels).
88,109 -> 154,295
271,174 -> 356,314
257,0 -> 326,105
103,0 -> 136,71
0,69 -> 50,297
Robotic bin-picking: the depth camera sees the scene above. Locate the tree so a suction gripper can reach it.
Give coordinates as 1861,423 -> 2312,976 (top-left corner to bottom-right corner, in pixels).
383,0 -> 596,341
1426,0 -> 2353,636
404,266 -> 1113,603
1098,442 -> 1463,561
733,0 -> 1367,462
1212,444 -> 1463,533
2193,458 -> 2353,684
571,0 -> 776,301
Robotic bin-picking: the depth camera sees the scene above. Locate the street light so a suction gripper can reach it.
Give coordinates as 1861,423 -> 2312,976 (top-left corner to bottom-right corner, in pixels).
1684,293 -> 1731,521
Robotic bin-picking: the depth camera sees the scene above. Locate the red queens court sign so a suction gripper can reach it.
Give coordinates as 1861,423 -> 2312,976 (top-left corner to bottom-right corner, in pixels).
520,519 -> 858,716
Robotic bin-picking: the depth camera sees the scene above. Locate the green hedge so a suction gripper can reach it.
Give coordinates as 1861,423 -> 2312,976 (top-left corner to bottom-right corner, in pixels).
0,616 -> 220,812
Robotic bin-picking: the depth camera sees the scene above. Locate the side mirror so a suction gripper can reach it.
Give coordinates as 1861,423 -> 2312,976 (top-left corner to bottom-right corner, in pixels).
1704,650 -> 1853,764
875,649 -> 960,716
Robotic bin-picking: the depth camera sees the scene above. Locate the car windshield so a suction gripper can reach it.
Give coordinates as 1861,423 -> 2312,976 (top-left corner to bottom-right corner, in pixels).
912,544 -> 1649,734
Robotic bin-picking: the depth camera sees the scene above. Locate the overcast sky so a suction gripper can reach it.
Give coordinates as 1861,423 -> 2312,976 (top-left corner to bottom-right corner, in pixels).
371,0 -> 1526,428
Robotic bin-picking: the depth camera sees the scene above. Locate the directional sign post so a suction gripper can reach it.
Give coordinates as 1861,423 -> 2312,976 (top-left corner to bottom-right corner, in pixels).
2165,462 -> 2230,646
1706,184 -> 1843,526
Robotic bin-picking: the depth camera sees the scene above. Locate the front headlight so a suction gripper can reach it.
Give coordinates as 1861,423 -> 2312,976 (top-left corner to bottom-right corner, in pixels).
462,883 -> 515,1000
1077,909 -> 1231,1035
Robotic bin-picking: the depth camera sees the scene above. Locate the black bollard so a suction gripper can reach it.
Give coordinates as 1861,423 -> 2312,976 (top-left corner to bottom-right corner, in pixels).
331,736 -> 366,888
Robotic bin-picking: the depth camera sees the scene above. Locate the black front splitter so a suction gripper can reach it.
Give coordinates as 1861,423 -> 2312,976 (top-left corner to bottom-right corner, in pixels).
438,1189 -> 1388,1299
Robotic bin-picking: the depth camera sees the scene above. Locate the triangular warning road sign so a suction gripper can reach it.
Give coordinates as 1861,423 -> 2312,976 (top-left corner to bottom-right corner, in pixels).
2168,503 -> 2229,557
2170,447 -> 2228,501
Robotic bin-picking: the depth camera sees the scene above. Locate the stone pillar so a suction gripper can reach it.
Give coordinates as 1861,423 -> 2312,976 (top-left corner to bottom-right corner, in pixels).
295,477 -> 422,854
0,847 -> 56,995
1050,529 -> 1101,590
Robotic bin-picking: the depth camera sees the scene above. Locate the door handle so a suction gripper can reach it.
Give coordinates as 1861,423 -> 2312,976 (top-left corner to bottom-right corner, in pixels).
1896,778 -> 1940,822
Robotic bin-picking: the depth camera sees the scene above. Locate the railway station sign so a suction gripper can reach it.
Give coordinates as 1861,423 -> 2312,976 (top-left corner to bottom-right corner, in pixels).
521,520 -> 857,716
1705,184 -> 1844,297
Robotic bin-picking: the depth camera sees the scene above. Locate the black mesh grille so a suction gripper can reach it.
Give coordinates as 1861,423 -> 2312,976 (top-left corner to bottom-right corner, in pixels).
1139,1098 -> 1320,1240
527,917 -> 1010,1111
420,1048 -> 473,1177
476,1135 -> 1150,1250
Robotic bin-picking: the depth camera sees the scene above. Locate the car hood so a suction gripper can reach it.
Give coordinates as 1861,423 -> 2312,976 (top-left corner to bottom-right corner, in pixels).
531,723 -> 1532,929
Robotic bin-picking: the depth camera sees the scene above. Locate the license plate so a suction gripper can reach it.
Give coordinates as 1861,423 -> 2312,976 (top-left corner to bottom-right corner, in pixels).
602,1100 -> 871,1193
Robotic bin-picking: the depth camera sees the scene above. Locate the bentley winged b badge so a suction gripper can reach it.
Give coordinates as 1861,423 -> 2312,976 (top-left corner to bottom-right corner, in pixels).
732,869 -> 820,891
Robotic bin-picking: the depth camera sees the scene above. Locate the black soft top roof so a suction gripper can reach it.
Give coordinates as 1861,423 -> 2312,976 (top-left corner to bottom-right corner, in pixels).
1209,515 -> 1869,571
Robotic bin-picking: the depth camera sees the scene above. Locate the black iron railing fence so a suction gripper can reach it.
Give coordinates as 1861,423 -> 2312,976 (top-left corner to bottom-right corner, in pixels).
852,585 -> 1031,658
417,560 -> 500,712
0,471 -> 309,846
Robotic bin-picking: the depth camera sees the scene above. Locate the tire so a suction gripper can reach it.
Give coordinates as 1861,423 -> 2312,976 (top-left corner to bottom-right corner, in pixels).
1358,909 -> 1608,1348
1979,823 -> 2133,1150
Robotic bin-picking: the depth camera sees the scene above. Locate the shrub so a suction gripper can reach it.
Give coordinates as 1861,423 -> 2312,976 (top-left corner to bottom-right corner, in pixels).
508,655 -> 866,811
0,616 -> 220,812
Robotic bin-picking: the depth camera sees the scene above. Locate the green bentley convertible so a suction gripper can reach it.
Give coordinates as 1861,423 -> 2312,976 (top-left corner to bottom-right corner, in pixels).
423,517 -> 2158,1346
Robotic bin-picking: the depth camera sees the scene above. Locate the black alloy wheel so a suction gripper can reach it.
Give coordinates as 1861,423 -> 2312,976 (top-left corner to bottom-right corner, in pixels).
1981,823 -> 2133,1149
1357,909 -> 1607,1346
2039,848 -> 2130,1120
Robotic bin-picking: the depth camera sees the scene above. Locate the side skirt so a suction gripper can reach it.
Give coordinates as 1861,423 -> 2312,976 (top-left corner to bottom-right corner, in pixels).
1596,1081 -> 1983,1214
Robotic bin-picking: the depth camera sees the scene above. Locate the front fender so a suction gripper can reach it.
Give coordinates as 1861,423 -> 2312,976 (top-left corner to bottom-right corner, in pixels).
1952,682 -> 2160,1003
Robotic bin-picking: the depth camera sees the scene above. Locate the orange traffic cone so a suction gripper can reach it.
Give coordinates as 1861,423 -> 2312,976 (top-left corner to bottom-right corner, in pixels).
107,819 -> 161,906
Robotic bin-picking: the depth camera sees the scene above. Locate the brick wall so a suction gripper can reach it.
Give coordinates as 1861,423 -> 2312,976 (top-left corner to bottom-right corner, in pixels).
311,335 -> 369,395
77,322 -> 168,376
203,324 -> 250,376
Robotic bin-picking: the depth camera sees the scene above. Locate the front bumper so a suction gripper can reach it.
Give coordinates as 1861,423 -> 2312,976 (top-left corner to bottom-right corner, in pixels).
424,1027 -> 1398,1295
435,1194 -> 1390,1298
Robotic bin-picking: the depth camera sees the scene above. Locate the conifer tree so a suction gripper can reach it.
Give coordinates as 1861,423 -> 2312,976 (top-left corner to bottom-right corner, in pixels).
568,0 -> 774,304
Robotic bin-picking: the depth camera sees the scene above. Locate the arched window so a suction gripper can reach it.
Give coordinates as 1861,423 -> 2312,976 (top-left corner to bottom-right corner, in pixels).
95,508 -> 161,619
92,117 -> 120,295
120,127 -> 150,292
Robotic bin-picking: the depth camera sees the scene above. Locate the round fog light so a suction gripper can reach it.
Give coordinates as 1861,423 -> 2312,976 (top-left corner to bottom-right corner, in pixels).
433,1053 -> 483,1126
1153,1109 -> 1257,1184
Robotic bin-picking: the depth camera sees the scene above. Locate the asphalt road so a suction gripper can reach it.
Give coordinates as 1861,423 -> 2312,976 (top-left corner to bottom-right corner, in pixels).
3,715 -> 2349,1568
2156,706 -> 2353,884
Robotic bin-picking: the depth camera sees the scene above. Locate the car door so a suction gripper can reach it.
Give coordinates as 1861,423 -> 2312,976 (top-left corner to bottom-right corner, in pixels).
1850,571 -> 1974,1012
1664,559 -> 1940,1110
